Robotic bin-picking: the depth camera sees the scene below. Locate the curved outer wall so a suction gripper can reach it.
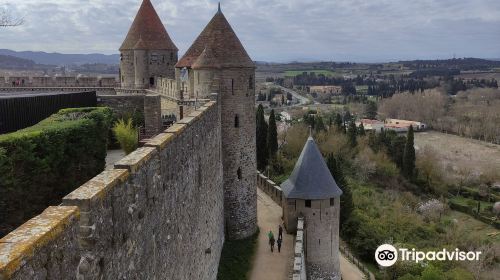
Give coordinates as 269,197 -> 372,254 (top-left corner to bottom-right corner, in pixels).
120,50 -> 135,88
134,49 -> 148,89
193,69 -> 218,99
148,50 -> 178,81
121,50 -> 177,89
219,67 -> 257,240
304,198 -> 340,275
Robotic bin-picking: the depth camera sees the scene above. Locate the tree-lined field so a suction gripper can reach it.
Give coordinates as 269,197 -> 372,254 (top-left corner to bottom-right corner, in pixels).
415,131 -> 500,182
284,69 -> 337,77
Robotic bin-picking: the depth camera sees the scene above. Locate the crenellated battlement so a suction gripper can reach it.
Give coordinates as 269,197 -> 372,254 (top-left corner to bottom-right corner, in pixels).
0,1 -> 258,278
0,76 -> 118,88
0,101 -> 225,280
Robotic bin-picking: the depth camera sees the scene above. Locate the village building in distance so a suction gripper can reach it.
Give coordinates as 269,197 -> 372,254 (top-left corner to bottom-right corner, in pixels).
356,118 -> 427,133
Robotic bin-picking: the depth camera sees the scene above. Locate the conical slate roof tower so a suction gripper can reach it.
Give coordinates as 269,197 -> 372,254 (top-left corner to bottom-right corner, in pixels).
119,0 -> 178,88
281,136 -> 343,199
120,0 -> 177,51
176,4 -> 257,240
176,4 -> 254,68
281,136 -> 342,277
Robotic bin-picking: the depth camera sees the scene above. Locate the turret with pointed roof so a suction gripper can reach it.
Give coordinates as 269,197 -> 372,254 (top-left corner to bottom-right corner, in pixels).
120,0 -> 177,51
119,0 -> 178,88
281,135 -> 342,278
176,5 -> 254,69
180,4 -> 257,240
281,136 -> 343,199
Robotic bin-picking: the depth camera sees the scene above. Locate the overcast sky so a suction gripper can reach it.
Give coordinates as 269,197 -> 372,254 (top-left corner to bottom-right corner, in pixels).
1,0 -> 500,62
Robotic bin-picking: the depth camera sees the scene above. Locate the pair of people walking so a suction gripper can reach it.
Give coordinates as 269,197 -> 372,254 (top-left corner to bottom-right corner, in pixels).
268,225 -> 284,253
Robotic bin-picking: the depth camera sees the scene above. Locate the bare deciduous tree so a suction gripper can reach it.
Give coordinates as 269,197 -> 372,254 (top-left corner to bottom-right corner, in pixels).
466,244 -> 496,280
0,5 -> 24,27
379,88 -> 500,144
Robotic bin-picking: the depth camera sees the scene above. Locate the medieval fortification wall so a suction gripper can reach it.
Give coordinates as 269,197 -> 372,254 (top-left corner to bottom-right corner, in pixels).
0,76 -> 118,88
0,101 -> 225,280
256,173 -> 306,280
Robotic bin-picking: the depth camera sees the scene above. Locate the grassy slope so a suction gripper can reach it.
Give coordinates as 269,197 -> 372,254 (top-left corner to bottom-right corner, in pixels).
217,230 -> 259,280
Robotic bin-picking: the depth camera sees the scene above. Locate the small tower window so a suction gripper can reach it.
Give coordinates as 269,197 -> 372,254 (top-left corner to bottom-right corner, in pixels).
234,115 -> 240,128
231,79 -> 234,95
249,76 -> 254,89
237,167 -> 242,180
305,200 -> 311,208
330,198 -> 334,206
170,52 -> 174,60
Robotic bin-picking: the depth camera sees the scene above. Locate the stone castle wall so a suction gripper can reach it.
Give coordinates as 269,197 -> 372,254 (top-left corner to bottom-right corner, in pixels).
293,217 -> 307,280
0,101 -> 225,280
97,95 -> 145,117
155,77 -> 178,99
0,76 -> 118,88
301,199 -> 341,276
256,172 -> 283,206
120,50 -> 177,90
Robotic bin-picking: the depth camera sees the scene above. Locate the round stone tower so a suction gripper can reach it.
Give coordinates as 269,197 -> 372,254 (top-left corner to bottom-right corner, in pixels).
180,5 -> 257,240
133,39 -> 148,89
119,0 -> 178,89
192,47 -> 220,98
281,136 -> 343,278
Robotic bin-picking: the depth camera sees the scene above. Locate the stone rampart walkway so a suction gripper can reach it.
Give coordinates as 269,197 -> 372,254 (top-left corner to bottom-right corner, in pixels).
248,188 -> 294,280
249,189 -> 367,280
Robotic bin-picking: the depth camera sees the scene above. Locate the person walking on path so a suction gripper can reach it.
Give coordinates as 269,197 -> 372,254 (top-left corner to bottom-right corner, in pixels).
270,236 -> 275,252
268,230 -> 274,243
277,237 -> 282,253
278,225 -> 283,239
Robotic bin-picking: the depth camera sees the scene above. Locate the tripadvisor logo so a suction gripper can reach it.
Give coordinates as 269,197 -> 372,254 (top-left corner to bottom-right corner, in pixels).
375,244 -> 398,267
375,244 -> 482,267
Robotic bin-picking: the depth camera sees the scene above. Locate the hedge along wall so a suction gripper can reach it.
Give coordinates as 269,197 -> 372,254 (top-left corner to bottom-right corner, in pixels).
0,107 -> 113,237
0,91 -> 97,134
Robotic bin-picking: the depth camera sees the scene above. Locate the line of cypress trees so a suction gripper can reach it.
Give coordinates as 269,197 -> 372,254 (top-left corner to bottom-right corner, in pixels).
256,105 -> 268,171
347,120 -> 358,148
267,109 -> 278,159
326,153 -> 353,229
403,125 -> 416,179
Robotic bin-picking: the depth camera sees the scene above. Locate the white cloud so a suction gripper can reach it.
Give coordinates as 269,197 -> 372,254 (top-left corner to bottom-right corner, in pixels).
0,0 -> 499,62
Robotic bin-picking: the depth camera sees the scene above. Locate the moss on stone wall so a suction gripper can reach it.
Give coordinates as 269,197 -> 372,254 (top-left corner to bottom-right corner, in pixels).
0,107 -> 113,237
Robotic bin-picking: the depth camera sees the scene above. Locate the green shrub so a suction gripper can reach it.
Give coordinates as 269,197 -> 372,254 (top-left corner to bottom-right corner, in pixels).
0,107 -> 112,237
112,118 -> 138,155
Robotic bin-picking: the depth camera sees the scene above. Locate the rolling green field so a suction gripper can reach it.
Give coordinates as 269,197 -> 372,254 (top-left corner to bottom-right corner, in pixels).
355,85 -> 368,94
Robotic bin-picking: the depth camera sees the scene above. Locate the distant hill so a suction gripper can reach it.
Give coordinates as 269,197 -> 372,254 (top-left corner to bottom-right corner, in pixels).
398,58 -> 500,71
0,55 -> 36,69
0,49 -> 119,66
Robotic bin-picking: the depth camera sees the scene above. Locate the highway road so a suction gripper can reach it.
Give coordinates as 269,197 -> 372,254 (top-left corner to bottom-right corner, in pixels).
274,84 -> 311,106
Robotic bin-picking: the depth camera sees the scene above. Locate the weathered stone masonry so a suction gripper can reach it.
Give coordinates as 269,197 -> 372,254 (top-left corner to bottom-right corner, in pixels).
0,101 -> 225,280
